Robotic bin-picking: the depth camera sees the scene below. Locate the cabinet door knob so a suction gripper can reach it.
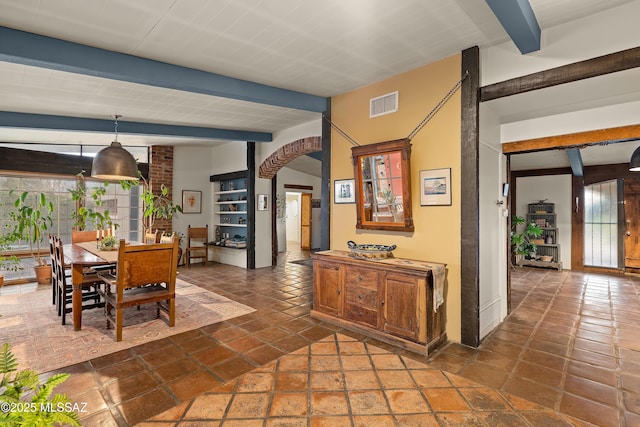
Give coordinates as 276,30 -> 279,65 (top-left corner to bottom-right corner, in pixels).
358,275 -> 363,281
358,294 -> 363,299
381,300 -> 385,305
338,288 -> 341,295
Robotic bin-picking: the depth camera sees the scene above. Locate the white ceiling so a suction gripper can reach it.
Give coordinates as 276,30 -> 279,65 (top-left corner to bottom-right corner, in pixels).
0,0 -> 637,176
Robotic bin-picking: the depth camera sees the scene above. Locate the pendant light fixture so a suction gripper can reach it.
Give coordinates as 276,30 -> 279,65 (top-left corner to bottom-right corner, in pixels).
91,115 -> 139,180
630,146 -> 640,171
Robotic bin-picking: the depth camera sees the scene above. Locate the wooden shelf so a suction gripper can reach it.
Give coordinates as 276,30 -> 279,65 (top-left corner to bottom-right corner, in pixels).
214,189 -> 247,195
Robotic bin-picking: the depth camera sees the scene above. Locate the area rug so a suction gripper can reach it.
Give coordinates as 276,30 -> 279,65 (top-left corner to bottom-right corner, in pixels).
0,279 -> 255,374
288,258 -> 313,267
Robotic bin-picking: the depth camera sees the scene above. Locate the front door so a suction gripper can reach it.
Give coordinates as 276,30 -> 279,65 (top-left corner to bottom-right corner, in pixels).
300,193 -> 312,250
624,178 -> 640,270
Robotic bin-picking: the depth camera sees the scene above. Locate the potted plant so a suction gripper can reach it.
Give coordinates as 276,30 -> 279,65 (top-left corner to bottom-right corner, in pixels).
0,232 -> 22,288
0,343 -> 80,426
69,171 -> 117,233
511,215 -> 543,262
99,235 -> 118,251
7,191 -> 55,285
121,173 -> 182,235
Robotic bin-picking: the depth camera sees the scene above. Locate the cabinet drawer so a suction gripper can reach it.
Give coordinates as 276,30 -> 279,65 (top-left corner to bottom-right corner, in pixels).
344,302 -> 378,327
345,268 -> 378,288
344,285 -> 378,308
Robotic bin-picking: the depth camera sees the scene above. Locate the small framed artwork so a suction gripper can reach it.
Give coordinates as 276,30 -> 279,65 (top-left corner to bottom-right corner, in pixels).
182,190 -> 202,213
334,179 -> 355,204
257,194 -> 269,211
420,168 -> 451,206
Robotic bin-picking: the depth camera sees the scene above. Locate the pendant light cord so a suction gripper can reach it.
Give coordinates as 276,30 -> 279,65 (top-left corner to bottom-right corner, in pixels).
114,114 -> 121,142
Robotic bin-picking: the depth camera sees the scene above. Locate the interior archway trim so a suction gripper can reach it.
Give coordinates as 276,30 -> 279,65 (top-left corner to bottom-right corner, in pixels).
258,136 -> 322,179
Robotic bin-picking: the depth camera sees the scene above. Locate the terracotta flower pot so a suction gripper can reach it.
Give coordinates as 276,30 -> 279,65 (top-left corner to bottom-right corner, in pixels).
34,264 -> 52,285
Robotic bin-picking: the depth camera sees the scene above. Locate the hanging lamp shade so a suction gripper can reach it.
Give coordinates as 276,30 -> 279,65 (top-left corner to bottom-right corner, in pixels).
91,141 -> 139,180
630,146 -> 640,171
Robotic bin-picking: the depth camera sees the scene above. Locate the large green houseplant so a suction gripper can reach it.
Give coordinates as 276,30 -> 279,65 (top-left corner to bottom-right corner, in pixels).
121,172 -> 182,235
69,172 -> 117,232
7,191 -> 54,285
511,215 -> 543,261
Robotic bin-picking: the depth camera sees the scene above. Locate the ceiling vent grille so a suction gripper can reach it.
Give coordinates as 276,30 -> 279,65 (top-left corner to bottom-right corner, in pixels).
370,91 -> 398,118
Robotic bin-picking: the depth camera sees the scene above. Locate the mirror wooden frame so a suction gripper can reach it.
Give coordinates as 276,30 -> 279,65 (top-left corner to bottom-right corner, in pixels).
352,138 -> 414,231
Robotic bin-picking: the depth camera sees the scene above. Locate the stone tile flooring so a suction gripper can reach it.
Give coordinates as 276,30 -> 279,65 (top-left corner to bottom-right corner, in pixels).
2,249 -> 639,426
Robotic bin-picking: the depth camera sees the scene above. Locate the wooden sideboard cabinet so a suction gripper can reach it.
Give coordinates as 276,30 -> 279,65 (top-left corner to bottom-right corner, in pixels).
311,250 -> 447,355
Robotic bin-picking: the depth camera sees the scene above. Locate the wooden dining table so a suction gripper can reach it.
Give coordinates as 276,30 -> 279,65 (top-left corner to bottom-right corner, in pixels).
63,241 -> 119,331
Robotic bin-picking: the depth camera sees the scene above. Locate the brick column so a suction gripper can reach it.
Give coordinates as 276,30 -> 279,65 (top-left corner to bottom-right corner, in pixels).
150,145 -> 174,233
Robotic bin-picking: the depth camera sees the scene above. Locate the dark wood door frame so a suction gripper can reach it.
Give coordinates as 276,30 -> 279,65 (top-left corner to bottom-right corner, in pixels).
462,45 -> 640,347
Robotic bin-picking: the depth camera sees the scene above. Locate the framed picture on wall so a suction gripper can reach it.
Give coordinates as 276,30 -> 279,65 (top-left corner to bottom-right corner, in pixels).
334,179 -> 355,204
420,168 -> 451,206
257,194 -> 269,211
182,190 -> 202,213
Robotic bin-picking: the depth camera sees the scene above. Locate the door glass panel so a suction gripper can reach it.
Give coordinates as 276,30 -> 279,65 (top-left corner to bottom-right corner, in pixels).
584,180 -> 618,267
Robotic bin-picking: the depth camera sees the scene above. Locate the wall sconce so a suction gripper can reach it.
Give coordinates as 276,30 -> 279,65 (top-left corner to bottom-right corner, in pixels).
630,146 -> 640,171
91,115 -> 139,180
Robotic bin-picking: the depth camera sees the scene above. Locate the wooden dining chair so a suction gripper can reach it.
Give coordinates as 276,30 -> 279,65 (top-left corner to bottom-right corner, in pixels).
71,229 -> 116,274
54,237 -> 105,325
145,230 -> 158,244
97,239 -> 179,341
49,234 -> 59,305
159,232 -> 175,244
185,225 -> 208,268
71,229 -> 99,243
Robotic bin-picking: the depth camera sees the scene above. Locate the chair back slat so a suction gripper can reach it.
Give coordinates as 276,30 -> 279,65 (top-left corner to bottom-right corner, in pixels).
115,240 -> 178,291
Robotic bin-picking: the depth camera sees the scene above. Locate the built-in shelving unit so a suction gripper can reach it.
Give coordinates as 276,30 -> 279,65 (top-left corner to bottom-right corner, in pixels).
517,201 -> 562,271
210,170 -> 251,268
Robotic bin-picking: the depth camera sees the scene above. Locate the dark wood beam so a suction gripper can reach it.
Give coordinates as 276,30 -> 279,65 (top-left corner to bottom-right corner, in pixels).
284,184 -> 313,191
271,176 -> 278,267
502,124 -> 640,154
571,174 -> 584,271
246,142 -> 256,270
460,46 -> 480,348
481,45 -> 640,102
0,146 -> 149,179
320,98 -> 332,251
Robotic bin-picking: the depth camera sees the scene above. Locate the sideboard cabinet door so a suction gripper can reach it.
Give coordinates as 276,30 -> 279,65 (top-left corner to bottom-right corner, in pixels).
382,273 -> 422,341
313,262 -> 343,317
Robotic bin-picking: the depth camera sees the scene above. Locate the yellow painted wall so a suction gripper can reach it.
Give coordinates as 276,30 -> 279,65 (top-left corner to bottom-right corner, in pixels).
331,54 -> 462,342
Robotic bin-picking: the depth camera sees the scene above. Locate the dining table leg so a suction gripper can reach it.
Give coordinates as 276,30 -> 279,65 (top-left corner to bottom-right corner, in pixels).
71,263 -> 83,331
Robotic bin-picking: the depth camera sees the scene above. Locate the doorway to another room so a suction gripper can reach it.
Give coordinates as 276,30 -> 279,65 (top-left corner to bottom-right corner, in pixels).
279,191 -> 313,262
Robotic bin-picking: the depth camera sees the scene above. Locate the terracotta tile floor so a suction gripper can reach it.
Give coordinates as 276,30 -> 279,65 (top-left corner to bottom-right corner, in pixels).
3,250 -> 639,426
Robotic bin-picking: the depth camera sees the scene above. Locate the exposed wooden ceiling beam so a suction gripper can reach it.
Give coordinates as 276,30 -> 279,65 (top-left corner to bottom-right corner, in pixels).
481,46 -> 640,102
484,0 -> 540,54
566,148 -> 584,177
501,124 -> 640,154
0,26 -> 326,113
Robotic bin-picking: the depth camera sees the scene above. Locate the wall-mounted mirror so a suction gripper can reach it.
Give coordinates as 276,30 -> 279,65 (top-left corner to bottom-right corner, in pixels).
352,139 -> 414,231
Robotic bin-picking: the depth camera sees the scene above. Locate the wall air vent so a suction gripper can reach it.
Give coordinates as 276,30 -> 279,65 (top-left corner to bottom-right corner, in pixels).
370,91 -> 398,118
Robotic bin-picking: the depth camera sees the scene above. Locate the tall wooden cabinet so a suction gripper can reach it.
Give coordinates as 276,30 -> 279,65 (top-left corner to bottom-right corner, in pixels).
311,250 -> 447,355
